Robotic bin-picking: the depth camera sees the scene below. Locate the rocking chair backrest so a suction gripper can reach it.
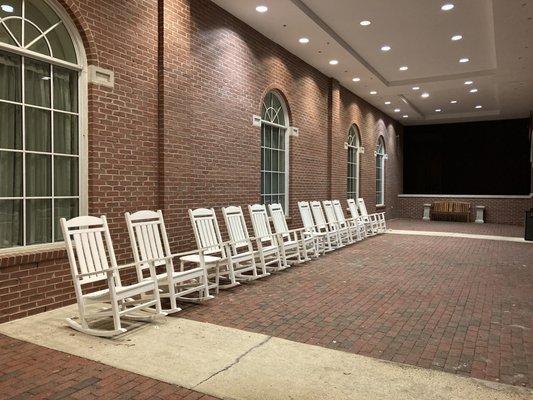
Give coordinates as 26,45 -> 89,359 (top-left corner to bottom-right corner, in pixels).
310,201 -> 329,232
357,198 -> 369,217
189,208 -> 226,257
322,200 -> 339,229
298,201 -> 316,232
332,200 -> 349,227
248,204 -> 275,245
347,198 -> 360,220
60,215 -> 120,287
222,205 -> 251,251
268,203 -> 290,240
125,210 -> 171,282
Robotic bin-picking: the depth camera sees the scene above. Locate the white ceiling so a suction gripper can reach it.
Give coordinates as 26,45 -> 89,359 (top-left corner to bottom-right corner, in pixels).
211,0 -> 533,125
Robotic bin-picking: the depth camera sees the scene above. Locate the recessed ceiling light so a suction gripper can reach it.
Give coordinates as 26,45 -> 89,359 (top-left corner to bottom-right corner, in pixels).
475,105 -> 483,109
329,59 -> 338,65
464,80 -> 473,85
381,45 -> 391,52
352,77 -> 361,82
370,90 -> 377,95
470,88 -> 478,93
255,5 -> 268,13
394,108 -> 401,112
402,115 -> 409,118
1,4 -> 14,12
451,34 -> 463,41
412,86 -> 420,91
450,100 -> 458,104
421,92 -> 430,98
441,4 -> 454,11
384,101 -> 391,105
459,57 -> 470,63
435,109 -> 442,112
399,66 -> 408,71
298,37 -> 309,44
360,20 -> 371,26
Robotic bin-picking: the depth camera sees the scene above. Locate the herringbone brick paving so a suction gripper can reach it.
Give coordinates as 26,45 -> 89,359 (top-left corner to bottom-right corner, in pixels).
179,224 -> 533,388
388,218 -> 525,237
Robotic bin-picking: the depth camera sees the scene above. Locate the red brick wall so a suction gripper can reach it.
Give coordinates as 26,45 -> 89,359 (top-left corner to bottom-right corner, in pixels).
397,196 -> 533,225
0,0 -> 402,322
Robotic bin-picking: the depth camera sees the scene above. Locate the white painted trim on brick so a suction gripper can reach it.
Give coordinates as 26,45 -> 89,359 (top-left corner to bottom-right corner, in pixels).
398,194 -> 533,199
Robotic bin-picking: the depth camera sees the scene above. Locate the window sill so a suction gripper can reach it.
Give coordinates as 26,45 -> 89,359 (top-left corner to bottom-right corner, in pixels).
0,242 -> 67,269
376,204 -> 386,209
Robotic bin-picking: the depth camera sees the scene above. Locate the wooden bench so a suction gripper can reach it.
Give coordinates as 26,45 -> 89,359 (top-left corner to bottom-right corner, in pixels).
431,201 -> 471,222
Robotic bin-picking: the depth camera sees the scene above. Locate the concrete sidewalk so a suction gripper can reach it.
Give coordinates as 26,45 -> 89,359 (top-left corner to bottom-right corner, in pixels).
0,305 -> 531,400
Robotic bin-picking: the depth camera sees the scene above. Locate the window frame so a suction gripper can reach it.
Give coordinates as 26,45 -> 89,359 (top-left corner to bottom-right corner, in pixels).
259,91 -> 290,214
0,0 -> 88,253
347,124 -> 361,200
375,137 -> 386,207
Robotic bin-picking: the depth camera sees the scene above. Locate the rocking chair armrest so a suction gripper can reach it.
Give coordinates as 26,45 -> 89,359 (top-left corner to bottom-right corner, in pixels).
76,267 -> 116,278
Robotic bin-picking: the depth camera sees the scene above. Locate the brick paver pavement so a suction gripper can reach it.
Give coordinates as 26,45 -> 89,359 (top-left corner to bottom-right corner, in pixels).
0,334 -> 219,400
388,218 -> 525,237
179,232 -> 533,388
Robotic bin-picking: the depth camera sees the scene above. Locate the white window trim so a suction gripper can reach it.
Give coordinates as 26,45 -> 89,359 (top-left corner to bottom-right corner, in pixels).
346,125 -> 361,200
0,0 -> 88,254
259,91 -> 290,215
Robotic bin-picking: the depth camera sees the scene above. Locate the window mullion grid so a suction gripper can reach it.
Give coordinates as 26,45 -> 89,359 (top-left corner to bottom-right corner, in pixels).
22,55 -> 26,245
51,63 -> 55,242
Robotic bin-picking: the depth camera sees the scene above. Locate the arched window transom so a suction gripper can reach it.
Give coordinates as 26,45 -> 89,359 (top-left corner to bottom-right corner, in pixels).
347,124 -> 360,200
375,137 -> 385,206
260,91 -> 288,212
0,0 -> 85,249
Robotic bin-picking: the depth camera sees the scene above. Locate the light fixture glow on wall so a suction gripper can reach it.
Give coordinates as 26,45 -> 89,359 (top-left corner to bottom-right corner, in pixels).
403,115 -> 408,118
470,88 -> 478,93
399,66 -> 408,71
450,100 -> 458,104
459,57 -> 469,63
255,5 -> 268,13
329,59 -> 338,65
451,34 -> 463,41
381,45 -> 391,52
360,20 -> 371,26
412,86 -> 420,91
394,108 -> 400,112
298,37 -> 309,44
475,105 -> 483,109
421,92 -> 430,98
352,77 -> 360,82
464,80 -> 473,85
1,4 -> 14,12
441,4 -> 454,11
370,91 -> 377,95
435,109 -> 442,112
384,101 -> 391,105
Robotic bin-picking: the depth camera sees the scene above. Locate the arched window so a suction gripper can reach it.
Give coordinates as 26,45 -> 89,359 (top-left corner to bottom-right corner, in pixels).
347,124 -> 360,200
0,0 -> 86,249
260,91 -> 289,212
375,137 -> 386,205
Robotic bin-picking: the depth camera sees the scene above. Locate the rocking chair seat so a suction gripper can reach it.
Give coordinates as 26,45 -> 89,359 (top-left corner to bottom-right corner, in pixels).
148,268 -> 205,284
84,279 -> 156,301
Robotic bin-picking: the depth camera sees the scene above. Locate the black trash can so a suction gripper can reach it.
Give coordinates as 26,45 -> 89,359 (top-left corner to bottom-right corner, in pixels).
526,209 -> 533,241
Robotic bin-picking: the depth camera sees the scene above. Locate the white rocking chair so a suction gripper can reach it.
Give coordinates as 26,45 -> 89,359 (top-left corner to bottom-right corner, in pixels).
60,215 -> 164,337
268,203 -> 316,263
189,208 -> 259,289
347,198 -> 373,237
222,205 -> 271,278
248,203 -> 289,271
332,199 -> 365,242
125,210 -> 213,314
357,198 -> 386,234
298,201 -> 329,254
310,201 -> 342,250
323,200 -> 354,245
